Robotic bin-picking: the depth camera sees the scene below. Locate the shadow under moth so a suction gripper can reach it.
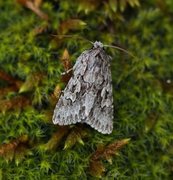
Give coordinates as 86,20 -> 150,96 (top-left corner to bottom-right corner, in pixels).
53,41 -> 114,134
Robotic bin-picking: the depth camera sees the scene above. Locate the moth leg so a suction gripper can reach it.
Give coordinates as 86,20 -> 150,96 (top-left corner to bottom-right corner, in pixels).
61,68 -> 73,75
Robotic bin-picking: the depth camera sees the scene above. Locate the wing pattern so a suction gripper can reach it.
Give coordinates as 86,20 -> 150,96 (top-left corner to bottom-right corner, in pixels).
53,43 -> 114,134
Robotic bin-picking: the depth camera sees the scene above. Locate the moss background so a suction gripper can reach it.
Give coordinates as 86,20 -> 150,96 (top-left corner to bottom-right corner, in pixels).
1,0 -> 173,179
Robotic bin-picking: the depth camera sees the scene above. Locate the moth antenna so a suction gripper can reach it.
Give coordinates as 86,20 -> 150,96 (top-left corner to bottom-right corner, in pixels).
51,34 -> 94,45
104,44 -> 137,59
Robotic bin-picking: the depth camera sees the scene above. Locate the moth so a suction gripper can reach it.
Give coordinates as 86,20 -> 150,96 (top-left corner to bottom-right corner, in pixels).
52,41 -> 114,134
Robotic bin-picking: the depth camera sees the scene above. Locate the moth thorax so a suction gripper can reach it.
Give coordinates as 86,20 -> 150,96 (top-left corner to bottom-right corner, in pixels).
93,41 -> 103,48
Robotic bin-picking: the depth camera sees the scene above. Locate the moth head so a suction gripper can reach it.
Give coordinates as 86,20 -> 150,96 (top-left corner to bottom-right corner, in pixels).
93,41 -> 103,48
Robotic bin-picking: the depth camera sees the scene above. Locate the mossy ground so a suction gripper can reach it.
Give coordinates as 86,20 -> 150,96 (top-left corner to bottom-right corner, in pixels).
0,0 -> 173,179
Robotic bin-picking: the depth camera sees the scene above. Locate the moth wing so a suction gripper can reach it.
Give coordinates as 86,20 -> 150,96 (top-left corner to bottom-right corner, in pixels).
53,47 -> 114,134
52,52 -> 90,125
84,89 -> 114,134
83,52 -> 114,134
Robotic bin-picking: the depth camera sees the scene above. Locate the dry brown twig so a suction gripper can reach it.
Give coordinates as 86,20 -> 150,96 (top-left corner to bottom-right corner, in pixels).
17,0 -> 49,20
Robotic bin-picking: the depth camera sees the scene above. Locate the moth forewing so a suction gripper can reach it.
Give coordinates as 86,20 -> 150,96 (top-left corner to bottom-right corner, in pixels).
53,41 -> 114,134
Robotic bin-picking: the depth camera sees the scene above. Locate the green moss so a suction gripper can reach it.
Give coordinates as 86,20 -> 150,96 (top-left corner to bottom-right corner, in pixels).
1,0 -> 173,179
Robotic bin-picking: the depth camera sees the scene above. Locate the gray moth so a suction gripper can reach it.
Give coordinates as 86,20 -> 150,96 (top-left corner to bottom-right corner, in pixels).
52,41 -> 114,134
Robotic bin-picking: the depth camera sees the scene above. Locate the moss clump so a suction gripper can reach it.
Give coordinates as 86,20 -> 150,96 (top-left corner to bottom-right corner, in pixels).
1,0 -> 173,179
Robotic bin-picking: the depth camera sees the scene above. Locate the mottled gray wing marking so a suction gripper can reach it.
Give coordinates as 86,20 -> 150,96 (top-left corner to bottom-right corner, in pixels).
53,43 -> 114,134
